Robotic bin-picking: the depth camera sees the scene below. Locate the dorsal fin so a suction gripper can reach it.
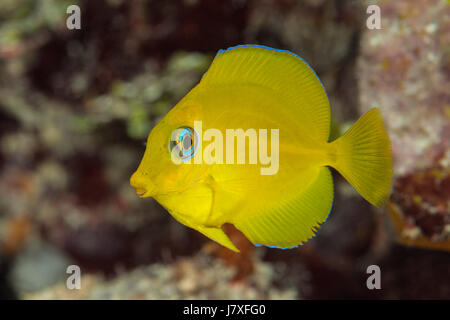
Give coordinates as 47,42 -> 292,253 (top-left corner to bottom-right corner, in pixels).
200,45 -> 331,141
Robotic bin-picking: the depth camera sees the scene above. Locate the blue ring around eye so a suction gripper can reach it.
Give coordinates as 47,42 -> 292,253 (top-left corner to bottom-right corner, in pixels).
178,129 -> 192,153
171,127 -> 199,162
178,128 -> 191,143
182,127 -> 199,161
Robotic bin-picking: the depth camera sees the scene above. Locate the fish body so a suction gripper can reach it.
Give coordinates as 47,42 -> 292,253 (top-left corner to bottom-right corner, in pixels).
130,45 -> 393,252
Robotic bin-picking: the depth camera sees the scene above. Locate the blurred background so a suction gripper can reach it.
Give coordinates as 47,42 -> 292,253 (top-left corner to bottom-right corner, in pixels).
0,0 -> 448,299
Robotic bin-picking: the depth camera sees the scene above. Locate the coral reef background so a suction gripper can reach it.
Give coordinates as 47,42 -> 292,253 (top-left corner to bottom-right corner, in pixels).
0,0 -> 448,299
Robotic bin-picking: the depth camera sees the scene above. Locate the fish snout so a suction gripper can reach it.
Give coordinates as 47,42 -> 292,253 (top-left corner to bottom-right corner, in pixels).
130,171 -> 156,198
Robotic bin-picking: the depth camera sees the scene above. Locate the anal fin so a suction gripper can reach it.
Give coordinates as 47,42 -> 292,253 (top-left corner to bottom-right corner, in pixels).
234,167 -> 334,248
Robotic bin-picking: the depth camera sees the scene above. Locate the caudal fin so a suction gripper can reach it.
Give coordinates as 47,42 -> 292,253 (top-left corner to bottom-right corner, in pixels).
330,108 -> 393,207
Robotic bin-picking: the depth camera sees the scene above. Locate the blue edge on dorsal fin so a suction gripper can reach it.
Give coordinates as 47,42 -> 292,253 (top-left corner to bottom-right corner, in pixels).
216,44 -> 333,250
215,44 -> 328,94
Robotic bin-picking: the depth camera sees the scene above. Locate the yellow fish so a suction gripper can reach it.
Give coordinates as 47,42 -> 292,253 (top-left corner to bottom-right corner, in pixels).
130,45 -> 393,252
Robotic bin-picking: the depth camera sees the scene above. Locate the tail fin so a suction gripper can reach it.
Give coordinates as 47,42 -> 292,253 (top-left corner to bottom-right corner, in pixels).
330,108 -> 393,207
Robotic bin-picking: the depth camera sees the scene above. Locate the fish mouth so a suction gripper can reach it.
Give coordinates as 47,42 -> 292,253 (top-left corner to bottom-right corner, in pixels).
130,172 -> 205,199
135,188 -> 148,197
130,171 -> 158,198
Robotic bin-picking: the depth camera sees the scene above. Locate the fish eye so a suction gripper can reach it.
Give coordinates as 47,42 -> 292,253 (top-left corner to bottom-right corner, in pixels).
169,126 -> 199,161
182,134 -> 192,150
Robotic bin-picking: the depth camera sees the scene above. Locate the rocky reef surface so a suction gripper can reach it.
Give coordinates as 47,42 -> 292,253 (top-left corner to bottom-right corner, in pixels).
358,0 -> 450,251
